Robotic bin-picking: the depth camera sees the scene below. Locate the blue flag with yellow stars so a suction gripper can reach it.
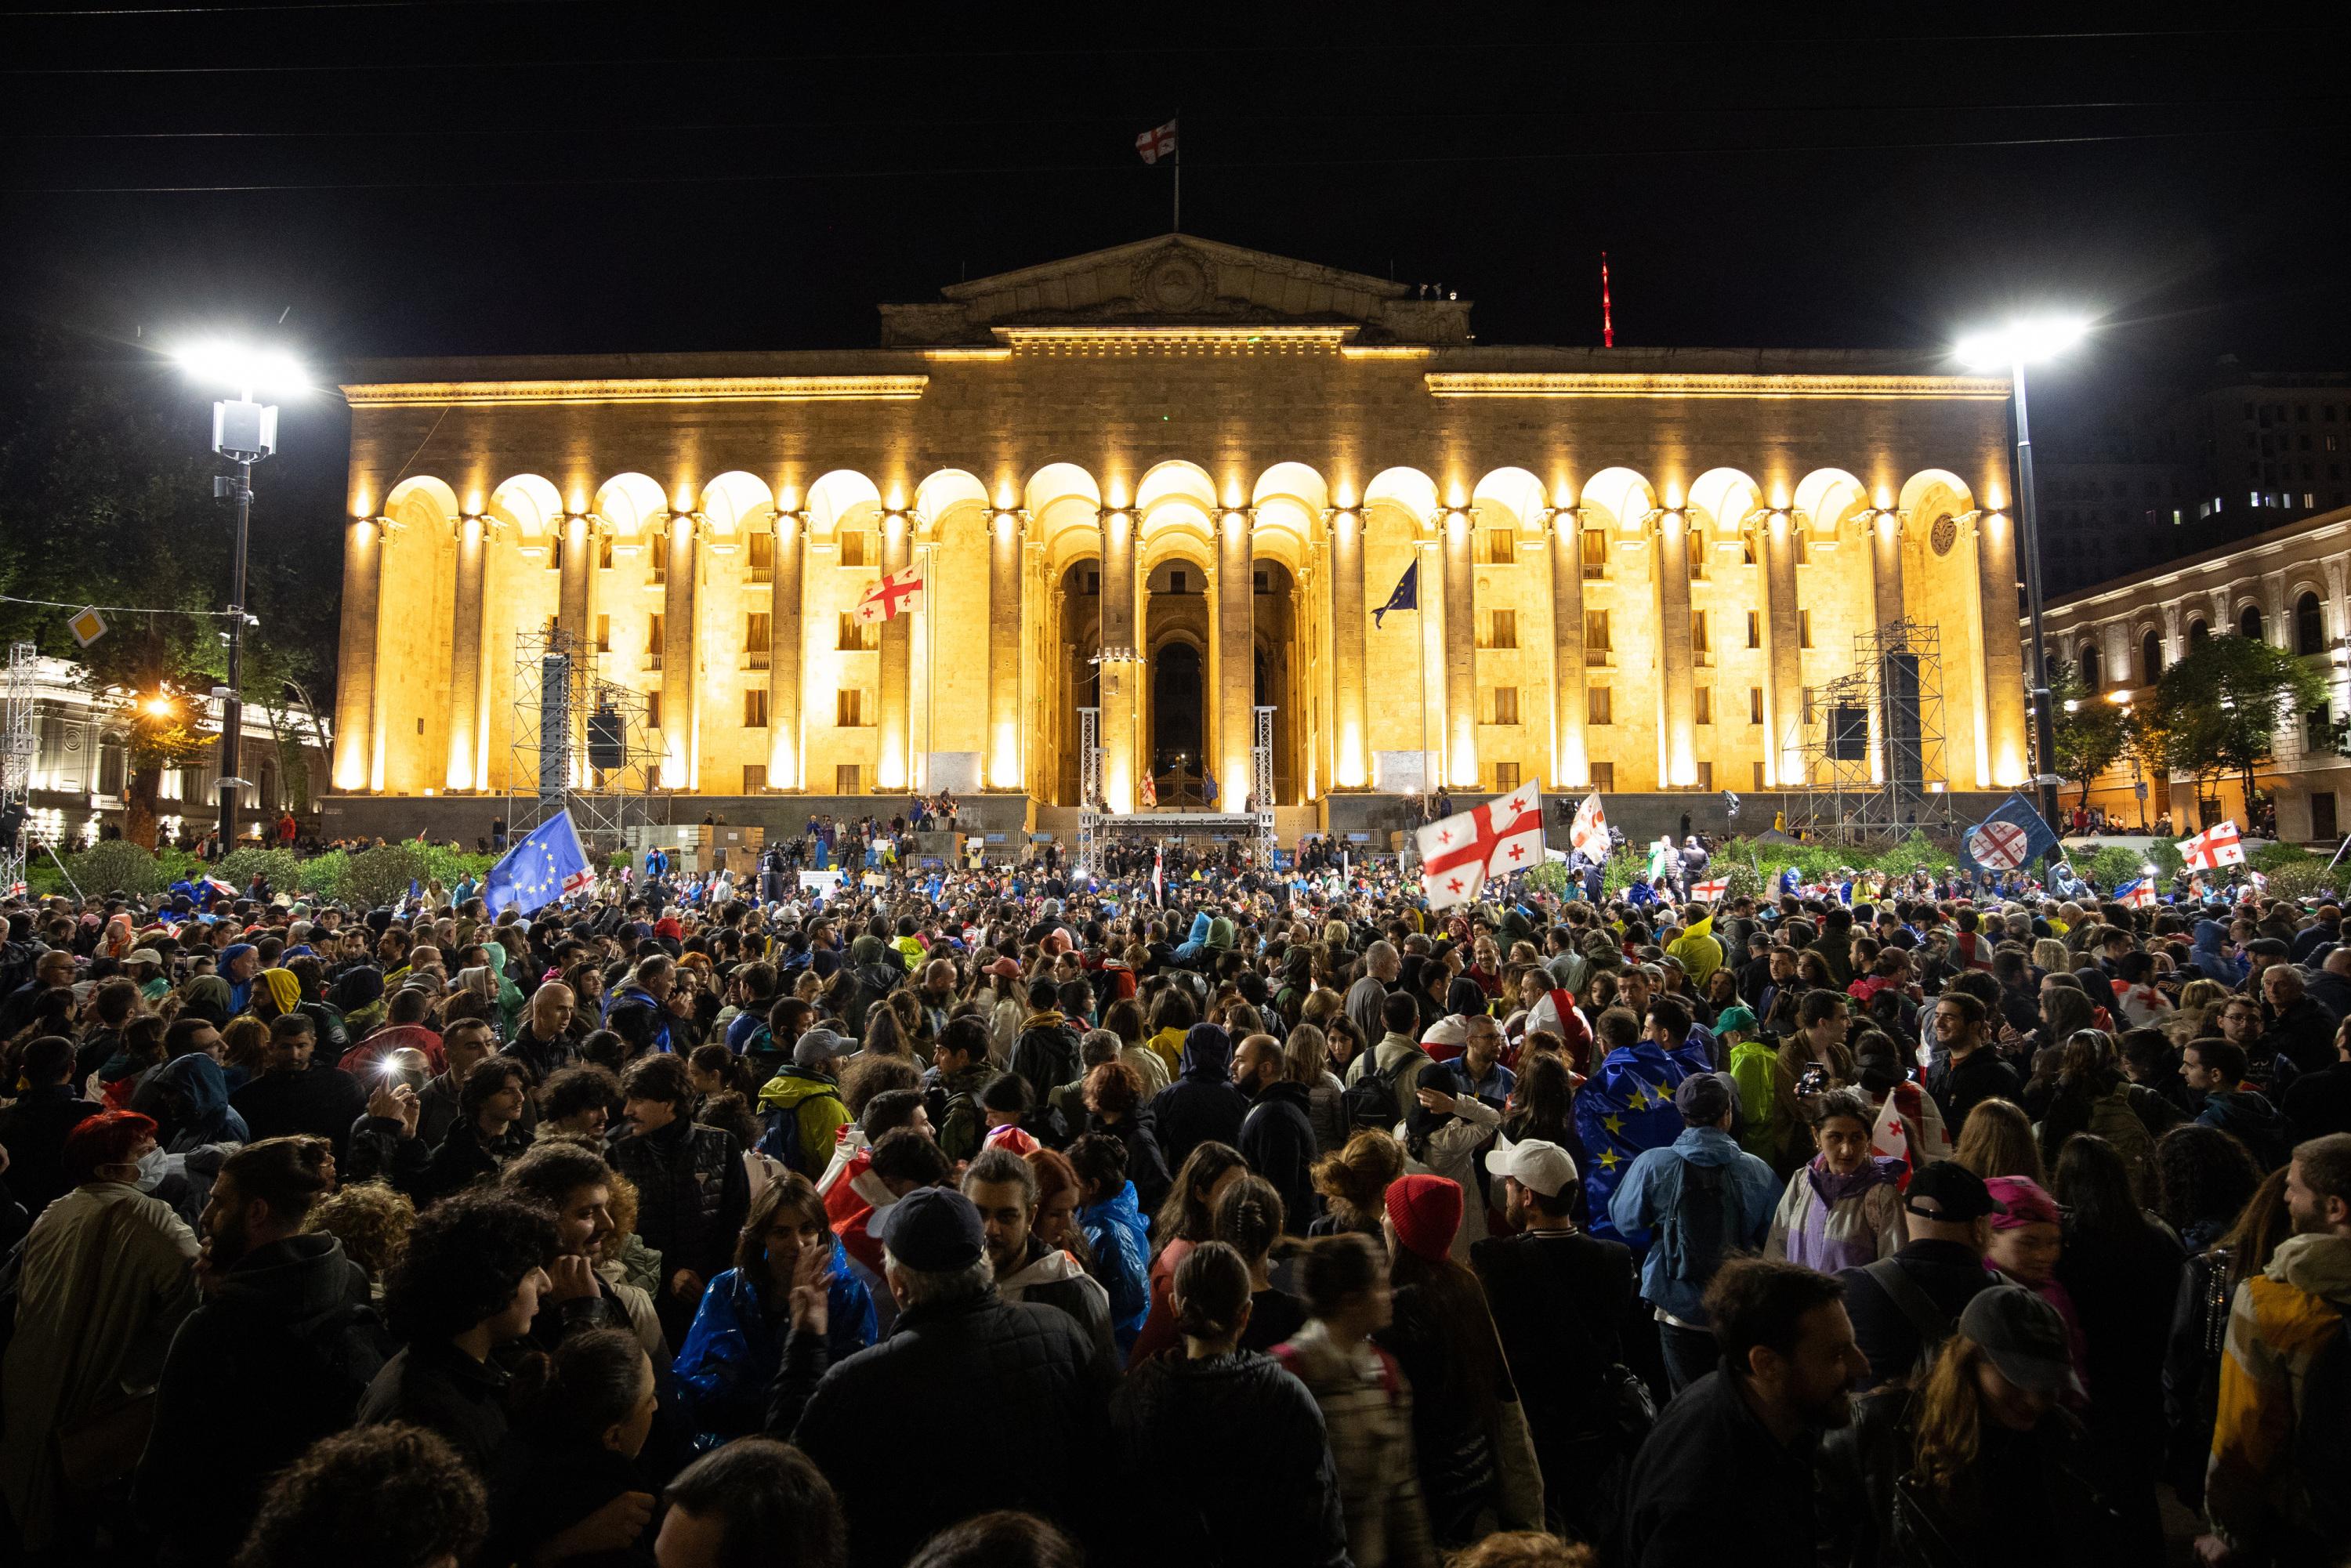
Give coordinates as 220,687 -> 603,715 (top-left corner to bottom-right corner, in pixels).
1574,1034 -> 1714,1244
1373,559 -> 1418,628
484,809 -> 595,917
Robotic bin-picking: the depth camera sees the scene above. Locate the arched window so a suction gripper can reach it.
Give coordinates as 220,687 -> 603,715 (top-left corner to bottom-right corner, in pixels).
2189,618 -> 2209,649
2297,591 -> 2326,654
2079,643 -> 2103,690
2140,629 -> 2163,686
2241,604 -> 2266,640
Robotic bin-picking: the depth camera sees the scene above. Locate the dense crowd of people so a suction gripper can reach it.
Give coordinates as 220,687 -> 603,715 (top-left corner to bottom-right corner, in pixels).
0,846 -> 2346,1567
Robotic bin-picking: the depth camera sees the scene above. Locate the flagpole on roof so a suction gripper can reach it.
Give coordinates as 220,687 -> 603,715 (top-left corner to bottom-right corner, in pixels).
1172,111 -> 1181,234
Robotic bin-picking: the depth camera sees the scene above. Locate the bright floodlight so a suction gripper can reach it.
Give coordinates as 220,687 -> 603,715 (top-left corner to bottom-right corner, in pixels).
172,339 -> 307,397
1954,316 -> 2089,371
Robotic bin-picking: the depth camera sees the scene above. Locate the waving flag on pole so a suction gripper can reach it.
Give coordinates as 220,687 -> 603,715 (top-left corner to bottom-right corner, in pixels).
853,566 -> 924,625
1416,783 -> 1544,911
1151,845 -> 1164,907
1568,791 -> 1609,860
485,809 -> 595,916
2115,877 -> 2157,908
1135,119 -> 1177,164
1691,876 -> 1729,902
1373,559 -> 1418,628
1959,792 -> 2059,873
2179,820 -> 2246,871
1139,771 -> 1157,809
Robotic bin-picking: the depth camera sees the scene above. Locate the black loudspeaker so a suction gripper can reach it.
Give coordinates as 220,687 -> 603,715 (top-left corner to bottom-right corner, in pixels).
1882,652 -> 1924,787
1828,706 -> 1871,761
586,708 -> 625,770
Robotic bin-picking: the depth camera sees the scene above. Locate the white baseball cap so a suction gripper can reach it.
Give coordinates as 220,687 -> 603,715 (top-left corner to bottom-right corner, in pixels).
1485,1134 -> 1579,1197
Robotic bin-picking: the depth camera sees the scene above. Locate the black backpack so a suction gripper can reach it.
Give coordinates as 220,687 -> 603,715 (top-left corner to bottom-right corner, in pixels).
1342,1048 -> 1425,1131
2294,1302 -> 2351,1546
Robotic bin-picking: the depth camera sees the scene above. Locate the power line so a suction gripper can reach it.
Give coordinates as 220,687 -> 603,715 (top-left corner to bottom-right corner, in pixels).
9,0 -> 584,15
5,121 -> 2334,195
0,593 -> 241,619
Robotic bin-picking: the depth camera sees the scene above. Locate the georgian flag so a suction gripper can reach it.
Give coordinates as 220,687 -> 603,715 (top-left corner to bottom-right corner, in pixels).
2115,877 -> 2157,909
1569,791 -> 1609,860
2179,820 -> 2246,871
853,565 -> 924,625
1136,119 -> 1178,165
1416,783 -> 1545,911
1691,877 -> 1729,902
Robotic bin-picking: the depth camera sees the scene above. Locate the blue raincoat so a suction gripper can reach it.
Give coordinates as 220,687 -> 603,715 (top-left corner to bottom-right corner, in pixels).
1078,1179 -> 1151,1353
672,1244 -> 877,1452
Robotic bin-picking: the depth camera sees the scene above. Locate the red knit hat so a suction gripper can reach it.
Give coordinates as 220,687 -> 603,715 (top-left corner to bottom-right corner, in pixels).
1383,1173 -> 1463,1262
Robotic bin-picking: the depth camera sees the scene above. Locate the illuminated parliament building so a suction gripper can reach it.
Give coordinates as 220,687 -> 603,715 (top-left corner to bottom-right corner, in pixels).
327,236 -> 2031,839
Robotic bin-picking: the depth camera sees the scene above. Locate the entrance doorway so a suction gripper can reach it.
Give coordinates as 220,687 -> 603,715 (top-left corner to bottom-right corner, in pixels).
1151,643 -> 1202,782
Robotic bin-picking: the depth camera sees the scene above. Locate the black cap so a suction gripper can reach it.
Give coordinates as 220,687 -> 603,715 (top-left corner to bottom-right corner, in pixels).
1673,1071 -> 1733,1125
874,1187 -> 986,1273
1902,1160 -> 2005,1222
1962,1284 -> 2084,1396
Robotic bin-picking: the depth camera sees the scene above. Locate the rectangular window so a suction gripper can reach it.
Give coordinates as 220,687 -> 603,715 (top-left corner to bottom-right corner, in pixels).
1492,761 -> 1520,791
599,534 -> 614,570
2317,791 -> 2340,841
1478,530 -> 1516,564
1694,761 -> 1713,791
836,764 -> 862,794
647,690 -> 661,730
743,763 -> 767,793
1753,760 -> 1768,791
1746,610 -> 1761,649
1687,536 -> 1705,580
650,545 -> 667,586
1750,686 -> 1765,725
1168,569 -> 1186,594
1591,761 -> 1615,791
647,614 -> 664,671
744,688 -> 770,728
1479,608 -> 1518,649
2307,701 -> 2333,752
1585,609 -> 1611,663
1799,610 -> 1813,649
748,533 -> 775,584
1694,686 -> 1713,726
1581,527 -> 1607,579
1742,536 -> 1756,566
838,613 -> 877,651
1587,686 -> 1613,726
549,536 -> 563,573
1484,686 -> 1520,726
839,531 -> 871,567
595,614 -> 610,654
836,689 -> 866,727
744,612 -> 771,669
1691,611 -> 1710,661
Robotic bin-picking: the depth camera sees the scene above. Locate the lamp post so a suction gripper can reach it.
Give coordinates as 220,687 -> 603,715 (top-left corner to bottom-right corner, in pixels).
172,341 -> 305,851
1958,316 -> 2087,842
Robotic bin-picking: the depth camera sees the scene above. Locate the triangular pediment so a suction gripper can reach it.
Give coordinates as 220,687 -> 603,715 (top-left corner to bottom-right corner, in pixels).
879,234 -> 1471,347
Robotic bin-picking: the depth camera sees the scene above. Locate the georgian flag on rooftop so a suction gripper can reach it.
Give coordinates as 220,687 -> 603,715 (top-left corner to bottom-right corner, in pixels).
1416,783 -> 1544,911
853,565 -> 924,625
1136,119 -> 1177,164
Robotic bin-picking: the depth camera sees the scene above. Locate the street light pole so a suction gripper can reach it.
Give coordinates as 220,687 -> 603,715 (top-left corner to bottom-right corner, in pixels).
2011,355 -> 2063,838
218,451 -> 252,849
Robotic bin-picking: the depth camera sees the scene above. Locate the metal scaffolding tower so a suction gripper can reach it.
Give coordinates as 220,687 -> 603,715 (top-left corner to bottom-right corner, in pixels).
2,643 -> 35,894
1796,617 -> 1957,848
505,627 -> 661,858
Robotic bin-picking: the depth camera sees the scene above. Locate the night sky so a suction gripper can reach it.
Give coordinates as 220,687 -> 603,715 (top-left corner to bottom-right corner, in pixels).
5,4 -> 2349,585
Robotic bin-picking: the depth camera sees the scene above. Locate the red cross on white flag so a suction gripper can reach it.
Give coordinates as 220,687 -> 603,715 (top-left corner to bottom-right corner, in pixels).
2178,819 -> 2245,871
1415,783 -> 1545,911
1136,120 -> 1178,165
853,565 -> 924,625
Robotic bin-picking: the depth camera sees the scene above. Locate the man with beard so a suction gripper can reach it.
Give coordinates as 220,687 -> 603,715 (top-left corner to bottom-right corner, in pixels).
1620,1257 -> 1869,1568
2201,1132 -> 2351,1565
135,1136 -> 382,1567
230,1014 -> 370,1166
1233,1033 -> 1317,1234
501,1139 -> 665,1361
962,1146 -> 1118,1380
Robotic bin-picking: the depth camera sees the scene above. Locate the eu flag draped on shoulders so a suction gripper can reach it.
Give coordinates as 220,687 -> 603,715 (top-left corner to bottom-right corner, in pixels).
1574,1034 -> 1713,1244
484,809 -> 596,916
1958,792 -> 2059,875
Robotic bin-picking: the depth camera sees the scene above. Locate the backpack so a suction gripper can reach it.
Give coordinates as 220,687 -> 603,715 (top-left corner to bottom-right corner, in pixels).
760,1086 -> 846,1177
1660,1160 -> 1732,1287
1342,1048 -> 1426,1131
1861,1255 -> 1960,1381
2084,1082 -> 2158,1196
2293,1302 -> 2351,1545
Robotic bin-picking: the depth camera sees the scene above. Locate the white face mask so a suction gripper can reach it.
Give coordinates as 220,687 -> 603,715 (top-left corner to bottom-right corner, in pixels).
133,1146 -> 168,1191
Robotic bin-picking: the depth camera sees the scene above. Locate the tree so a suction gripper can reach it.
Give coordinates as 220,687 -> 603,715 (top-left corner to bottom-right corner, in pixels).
2048,657 -> 2128,809
2119,708 -> 2170,829
2154,634 -> 2330,818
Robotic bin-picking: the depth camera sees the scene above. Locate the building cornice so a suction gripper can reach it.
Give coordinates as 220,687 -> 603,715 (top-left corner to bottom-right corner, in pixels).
1423,371 -> 2011,400
987,324 -> 1359,353
339,375 -> 930,407
2045,510 -> 2351,617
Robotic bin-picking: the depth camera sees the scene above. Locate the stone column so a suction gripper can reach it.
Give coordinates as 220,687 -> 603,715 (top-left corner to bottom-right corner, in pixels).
876,509 -> 912,791
988,508 -> 1024,789
1976,509 -> 2030,788
1216,508 -> 1255,808
1099,508 -> 1139,813
1546,509 -> 1588,788
1441,508 -> 1477,789
447,514 -> 488,791
1656,510 -> 1697,788
1330,507 -> 1369,788
1871,510 -> 1906,635
660,510 -> 699,790
331,515 -> 382,791
770,510 -> 805,789
559,512 -> 596,650
1762,511 -> 1805,787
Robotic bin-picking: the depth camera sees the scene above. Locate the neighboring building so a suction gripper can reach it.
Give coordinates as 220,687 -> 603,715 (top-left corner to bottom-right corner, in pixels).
325,234 -> 2033,833
4,654 -> 324,852
2042,503 -> 2351,842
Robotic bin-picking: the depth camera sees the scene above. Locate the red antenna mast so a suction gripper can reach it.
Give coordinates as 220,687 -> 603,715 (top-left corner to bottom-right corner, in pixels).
1599,252 -> 1614,348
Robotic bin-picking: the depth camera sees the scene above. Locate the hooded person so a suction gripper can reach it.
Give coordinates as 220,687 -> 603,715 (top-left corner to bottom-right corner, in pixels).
181,975 -> 235,1030
150,1050 -> 252,1154
252,966 -> 302,1024
219,944 -> 261,1015
2190,920 -> 2243,986
1150,1023 -> 1247,1176
329,965 -> 388,1039
755,1030 -> 854,1182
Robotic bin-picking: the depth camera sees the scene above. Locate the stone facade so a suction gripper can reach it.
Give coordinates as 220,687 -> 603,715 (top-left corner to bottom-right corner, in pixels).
328,235 -> 2029,821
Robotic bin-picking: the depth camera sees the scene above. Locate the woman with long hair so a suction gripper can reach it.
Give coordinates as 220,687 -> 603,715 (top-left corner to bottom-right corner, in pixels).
1125,1141 -> 1248,1366
1954,1098 -> 2045,1186
1765,1088 -> 1906,1274
1372,1174 -> 1541,1546
2153,1121 -> 2265,1252
1312,1131 -> 1406,1239
1285,1023 -> 1349,1153
2163,1164 -> 2289,1510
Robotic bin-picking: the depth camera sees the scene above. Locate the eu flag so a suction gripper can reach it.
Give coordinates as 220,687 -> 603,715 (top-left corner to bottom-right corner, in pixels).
484,809 -> 595,916
1373,559 -> 1418,628
1573,1034 -> 1712,1244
